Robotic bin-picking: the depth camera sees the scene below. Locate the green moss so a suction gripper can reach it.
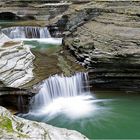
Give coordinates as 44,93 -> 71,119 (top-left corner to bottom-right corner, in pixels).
0,116 -> 13,132
0,116 -> 29,138
57,55 -> 71,76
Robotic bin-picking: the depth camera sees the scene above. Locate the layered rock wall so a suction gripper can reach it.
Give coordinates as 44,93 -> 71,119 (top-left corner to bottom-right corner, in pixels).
0,33 -> 35,87
63,1 -> 140,90
0,1 -> 71,21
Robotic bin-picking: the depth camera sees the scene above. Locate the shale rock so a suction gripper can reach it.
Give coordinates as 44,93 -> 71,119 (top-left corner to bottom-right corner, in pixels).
63,1 -> 140,90
0,0 -> 71,22
0,33 -> 35,87
0,106 -> 89,140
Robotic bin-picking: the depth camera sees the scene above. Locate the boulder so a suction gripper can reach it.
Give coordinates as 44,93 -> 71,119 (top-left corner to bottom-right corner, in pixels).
0,106 -> 89,140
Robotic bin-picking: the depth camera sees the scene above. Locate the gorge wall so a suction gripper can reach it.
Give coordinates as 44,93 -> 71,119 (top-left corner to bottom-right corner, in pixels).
62,1 -> 140,91
0,0 -> 71,22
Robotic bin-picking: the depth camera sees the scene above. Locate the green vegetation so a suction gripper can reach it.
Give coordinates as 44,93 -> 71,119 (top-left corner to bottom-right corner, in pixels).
0,116 -> 13,132
0,115 -> 29,138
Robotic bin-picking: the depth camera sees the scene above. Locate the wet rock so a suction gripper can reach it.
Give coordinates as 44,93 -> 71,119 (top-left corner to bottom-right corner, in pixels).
0,106 -> 89,140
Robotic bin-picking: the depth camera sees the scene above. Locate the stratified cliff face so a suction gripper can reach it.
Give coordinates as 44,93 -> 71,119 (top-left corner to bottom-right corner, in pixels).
0,0 -> 91,25
63,1 -> 140,90
0,0 -> 71,22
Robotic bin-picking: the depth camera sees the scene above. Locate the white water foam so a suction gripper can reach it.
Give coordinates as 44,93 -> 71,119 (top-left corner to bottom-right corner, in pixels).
2,26 -> 51,38
13,38 -> 62,45
2,26 -> 62,45
37,95 -> 95,119
29,73 -> 96,119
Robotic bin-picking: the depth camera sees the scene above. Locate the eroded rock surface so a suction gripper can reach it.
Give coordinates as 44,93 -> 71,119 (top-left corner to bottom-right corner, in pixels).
63,1 -> 140,90
0,106 -> 88,140
0,33 -> 35,87
0,0 -> 71,22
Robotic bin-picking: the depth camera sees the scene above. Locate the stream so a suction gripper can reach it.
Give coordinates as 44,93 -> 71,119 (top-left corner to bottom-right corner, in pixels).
18,73 -> 140,139
1,25 -> 140,139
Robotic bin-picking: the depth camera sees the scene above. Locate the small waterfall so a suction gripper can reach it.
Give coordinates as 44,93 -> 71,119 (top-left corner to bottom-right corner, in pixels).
31,73 -> 90,109
23,73 -> 96,119
2,26 -> 51,39
18,95 -> 24,113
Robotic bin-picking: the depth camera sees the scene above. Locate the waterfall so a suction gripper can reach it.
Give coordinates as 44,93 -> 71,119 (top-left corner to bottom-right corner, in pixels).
31,73 -> 90,108
1,26 -> 51,39
18,95 -> 24,113
28,73 -> 95,119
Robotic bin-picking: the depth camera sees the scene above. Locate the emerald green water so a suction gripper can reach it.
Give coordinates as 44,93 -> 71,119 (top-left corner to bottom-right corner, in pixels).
0,20 -> 15,27
24,41 -> 60,50
21,90 -> 140,139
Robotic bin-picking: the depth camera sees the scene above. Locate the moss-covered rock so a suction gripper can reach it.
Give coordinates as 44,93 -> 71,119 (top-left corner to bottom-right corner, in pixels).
0,106 -> 89,140
0,116 -> 13,132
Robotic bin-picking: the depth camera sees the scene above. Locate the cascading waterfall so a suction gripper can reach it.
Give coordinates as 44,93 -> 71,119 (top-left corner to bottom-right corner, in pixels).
18,95 -> 24,113
28,73 -> 96,119
32,73 -> 90,107
18,73 -> 140,139
1,26 -> 51,39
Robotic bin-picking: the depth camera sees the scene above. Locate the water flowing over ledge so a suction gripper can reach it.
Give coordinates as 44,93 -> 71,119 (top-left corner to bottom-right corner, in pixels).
1,26 -> 63,45
31,73 -> 90,106
2,26 -> 51,38
27,73 -> 96,119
